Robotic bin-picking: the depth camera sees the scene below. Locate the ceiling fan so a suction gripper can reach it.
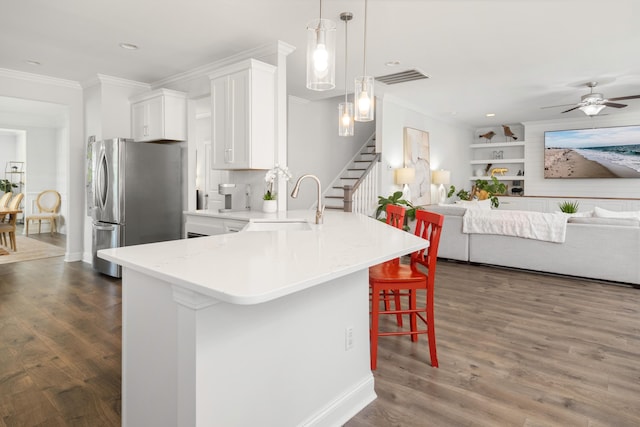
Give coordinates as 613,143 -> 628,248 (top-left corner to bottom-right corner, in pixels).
543,81 -> 640,116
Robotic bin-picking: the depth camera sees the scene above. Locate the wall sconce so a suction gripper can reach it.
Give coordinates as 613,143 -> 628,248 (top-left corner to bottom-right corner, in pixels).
432,169 -> 450,204
395,167 -> 415,202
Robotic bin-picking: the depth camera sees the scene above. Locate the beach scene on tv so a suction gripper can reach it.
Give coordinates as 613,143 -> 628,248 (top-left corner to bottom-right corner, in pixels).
544,125 -> 640,178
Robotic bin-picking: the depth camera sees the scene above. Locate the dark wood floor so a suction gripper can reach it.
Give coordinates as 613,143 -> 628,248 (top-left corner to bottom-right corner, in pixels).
1,233 -> 639,426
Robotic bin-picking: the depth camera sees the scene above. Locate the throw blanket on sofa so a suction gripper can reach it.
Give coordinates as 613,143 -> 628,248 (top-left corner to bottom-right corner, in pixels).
462,209 -> 569,243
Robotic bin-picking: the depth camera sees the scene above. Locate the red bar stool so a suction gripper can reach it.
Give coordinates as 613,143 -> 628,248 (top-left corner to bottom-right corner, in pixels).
369,209 -> 444,370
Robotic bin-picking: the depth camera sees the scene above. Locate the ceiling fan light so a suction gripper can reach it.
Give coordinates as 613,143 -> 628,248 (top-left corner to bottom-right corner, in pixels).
579,104 -> 606,116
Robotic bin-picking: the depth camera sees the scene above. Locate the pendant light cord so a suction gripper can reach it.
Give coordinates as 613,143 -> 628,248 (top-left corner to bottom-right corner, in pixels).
362,0 -> 368,76
344,15 -> 349,103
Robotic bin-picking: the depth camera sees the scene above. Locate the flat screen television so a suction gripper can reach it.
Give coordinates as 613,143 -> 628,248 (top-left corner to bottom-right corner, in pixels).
544,125 -> 640,178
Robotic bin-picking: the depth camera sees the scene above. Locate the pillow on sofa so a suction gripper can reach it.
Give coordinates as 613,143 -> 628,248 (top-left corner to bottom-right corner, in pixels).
454,199 -> 492,211
593,206 -> 640,220
568,216 -> 640,227
569,210 -> 594,218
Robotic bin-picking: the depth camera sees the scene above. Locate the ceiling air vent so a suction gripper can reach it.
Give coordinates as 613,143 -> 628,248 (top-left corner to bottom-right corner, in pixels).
375,69 -> 430,85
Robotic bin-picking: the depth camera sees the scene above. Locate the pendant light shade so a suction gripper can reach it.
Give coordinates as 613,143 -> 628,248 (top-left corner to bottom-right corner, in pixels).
355,75 -> 374,121
338,101 -> 354,136
338,12 -> 354,136
355,0 -> 374,122
306,1 -> 336,91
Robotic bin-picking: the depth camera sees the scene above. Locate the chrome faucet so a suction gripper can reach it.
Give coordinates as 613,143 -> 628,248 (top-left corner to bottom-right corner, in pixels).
291,174 -> 324,224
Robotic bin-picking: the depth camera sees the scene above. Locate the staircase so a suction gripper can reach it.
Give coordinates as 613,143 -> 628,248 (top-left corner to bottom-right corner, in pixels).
323,133 -> 380,215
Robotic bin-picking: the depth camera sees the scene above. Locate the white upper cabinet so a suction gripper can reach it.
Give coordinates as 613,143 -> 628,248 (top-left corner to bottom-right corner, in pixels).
209,59 -> 276,170
131,89 -> 187,142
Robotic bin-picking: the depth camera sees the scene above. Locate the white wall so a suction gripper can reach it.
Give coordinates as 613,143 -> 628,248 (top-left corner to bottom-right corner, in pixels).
523,111 -> 640,198
0,133 -> 18,171
287,95 -> 376,210
379,95 -> 472,206
0,70 -> 84,261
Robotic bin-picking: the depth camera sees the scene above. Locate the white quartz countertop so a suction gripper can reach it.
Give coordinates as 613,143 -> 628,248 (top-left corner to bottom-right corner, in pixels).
99,210 -> 428,305
183,208 -> 308,222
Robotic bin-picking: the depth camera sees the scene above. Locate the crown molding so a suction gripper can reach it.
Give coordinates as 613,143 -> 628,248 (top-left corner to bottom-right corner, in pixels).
0,68 -> 81,90
82,74 -> 150,90
288,95 -> 311,105
152,40 -> 296,89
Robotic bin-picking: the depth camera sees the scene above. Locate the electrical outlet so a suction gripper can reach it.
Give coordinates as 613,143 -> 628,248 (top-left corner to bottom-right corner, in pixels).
345,327 -> 354,351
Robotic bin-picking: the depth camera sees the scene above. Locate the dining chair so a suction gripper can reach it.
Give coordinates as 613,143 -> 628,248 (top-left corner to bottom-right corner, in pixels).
369,209 -> 444,370
0,191 -> 12,208
0,193 -> 23,250
1,192 -> 23,225
26,190 -> 61,236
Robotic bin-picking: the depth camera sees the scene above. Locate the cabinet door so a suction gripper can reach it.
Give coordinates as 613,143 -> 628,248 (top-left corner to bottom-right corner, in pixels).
211,71 -> 250,169
145,96 -> 164,141
227,69 -> 249,168
211,76 -> 229,168
131,101 -> 148,141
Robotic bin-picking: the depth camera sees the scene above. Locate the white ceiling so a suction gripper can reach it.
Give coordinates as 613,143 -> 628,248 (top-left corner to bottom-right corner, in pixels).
2,0 -> 640,128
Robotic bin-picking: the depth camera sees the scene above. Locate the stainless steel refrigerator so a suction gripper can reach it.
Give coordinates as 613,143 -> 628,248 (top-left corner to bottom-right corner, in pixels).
89,138 -> 185,277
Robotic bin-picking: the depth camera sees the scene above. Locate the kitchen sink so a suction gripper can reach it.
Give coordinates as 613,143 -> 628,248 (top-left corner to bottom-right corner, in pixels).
243,221 -> 312,232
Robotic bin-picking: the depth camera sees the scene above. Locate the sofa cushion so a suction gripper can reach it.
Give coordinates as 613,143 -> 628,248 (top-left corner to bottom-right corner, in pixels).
593,206 -> 640,221
425,204 -> 467,217
454,199 -> 492,211
568,210 -> 594,218
568,216 -> 640,227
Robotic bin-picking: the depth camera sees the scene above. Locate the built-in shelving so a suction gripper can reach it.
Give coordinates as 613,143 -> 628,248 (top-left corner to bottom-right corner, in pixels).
471,124 -> 525,195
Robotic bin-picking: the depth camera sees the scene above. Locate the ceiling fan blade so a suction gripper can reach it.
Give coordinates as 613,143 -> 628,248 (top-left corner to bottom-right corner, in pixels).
603,102 -> 627,108
607,94 -> 640,101
561,106 -> 580,113
540,103 -> 575,109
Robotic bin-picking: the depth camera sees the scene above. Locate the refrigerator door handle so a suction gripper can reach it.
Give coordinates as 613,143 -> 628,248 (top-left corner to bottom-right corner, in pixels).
96,148 -> 109,211
94,224 -> 116,231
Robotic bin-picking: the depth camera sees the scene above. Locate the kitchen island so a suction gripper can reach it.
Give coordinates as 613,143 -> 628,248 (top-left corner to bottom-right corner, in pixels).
99,210 -> 428,426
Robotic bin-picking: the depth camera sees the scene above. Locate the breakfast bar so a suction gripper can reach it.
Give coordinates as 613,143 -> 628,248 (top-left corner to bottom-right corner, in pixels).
99,210 -> 428,426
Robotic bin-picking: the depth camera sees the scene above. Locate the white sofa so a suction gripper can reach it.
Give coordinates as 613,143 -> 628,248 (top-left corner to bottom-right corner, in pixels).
426,204 -> 640,286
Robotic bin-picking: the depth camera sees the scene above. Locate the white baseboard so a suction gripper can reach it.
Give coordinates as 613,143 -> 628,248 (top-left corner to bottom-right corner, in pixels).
300,375 -> 377,427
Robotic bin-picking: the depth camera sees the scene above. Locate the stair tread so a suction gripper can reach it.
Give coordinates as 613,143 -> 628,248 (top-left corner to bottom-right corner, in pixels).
325,196 -> 343,199
348,168 -> 366,171
341,177 -> 358,180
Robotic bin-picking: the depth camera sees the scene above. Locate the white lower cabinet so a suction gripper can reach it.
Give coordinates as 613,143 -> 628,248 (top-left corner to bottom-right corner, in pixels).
184,213 -> 248,237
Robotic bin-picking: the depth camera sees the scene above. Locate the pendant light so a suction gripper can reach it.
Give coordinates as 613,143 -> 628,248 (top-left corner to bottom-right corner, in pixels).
338,12 -> 354,137
355,0 -> 374,121
306,0 -> 336,91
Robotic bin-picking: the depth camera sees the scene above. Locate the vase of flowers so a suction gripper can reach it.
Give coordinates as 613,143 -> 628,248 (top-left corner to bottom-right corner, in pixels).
263,164 -> 292,213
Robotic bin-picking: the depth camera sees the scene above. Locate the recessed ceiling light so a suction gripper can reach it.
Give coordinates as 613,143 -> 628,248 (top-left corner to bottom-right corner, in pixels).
385,60 -> 401,66
485,113 -> 496,117
24,60 -> 41,66
119,43 -> 139,50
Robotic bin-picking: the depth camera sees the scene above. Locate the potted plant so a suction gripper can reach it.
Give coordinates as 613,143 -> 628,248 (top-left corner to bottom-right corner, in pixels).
558,200 -> 579,213
447,176 -> 507,208
263,164 -> 292,213
374,191 -> 419,231
0,179 -> 17,193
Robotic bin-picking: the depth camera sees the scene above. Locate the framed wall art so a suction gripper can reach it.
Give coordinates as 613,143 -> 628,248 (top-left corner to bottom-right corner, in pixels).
403,127 -> 431,205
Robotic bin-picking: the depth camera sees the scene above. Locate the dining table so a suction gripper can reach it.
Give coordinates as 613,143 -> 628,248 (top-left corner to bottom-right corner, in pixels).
0,208 -> 23,251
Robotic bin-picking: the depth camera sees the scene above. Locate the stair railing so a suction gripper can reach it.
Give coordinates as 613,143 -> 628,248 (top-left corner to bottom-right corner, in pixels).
343,152 -> 380,214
